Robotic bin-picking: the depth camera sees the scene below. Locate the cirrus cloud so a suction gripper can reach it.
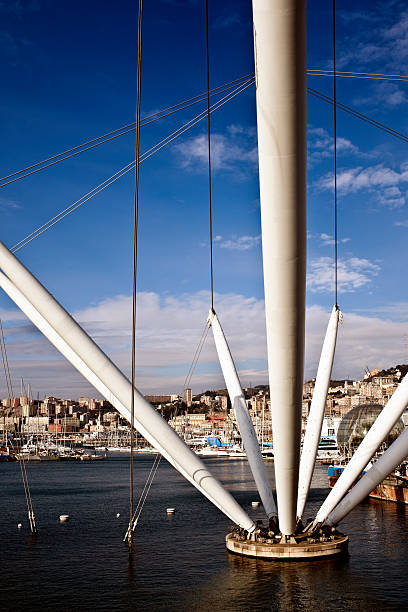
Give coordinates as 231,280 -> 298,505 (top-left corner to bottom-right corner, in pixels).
307,256 -> 380,293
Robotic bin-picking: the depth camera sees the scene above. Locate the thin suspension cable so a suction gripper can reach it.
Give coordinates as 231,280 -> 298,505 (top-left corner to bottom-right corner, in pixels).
11,79 -> 253,253
0,320 -> 36,532
124,452 -> 161,541
204,0 -> 214,311
307,87 -> 408,145
0,75 -> 252,190
18,79 -> 406,260
333,0 -> 338,307
10,78 -> 254,254
0,340 -> 12,399
129,0 -> 143,553
19,78 -> 408,266
0,320 -> 13,398
8,78 -> 402,202
11,161 -> 135,251
131,454 -> 161,531
308,69 -> 408,83
0,326 -> 12,400
1,72 -> 251,182
183,319 -> 211,392
2,70 -> 408,190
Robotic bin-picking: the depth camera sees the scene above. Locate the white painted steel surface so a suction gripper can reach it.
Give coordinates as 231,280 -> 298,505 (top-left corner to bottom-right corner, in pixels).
314,371 -> 408,525
326,428 -> 408,526
209,309 -> 277,518
0,242 -> 255,532
297,306 -> 340,519
252,0 -> 307,535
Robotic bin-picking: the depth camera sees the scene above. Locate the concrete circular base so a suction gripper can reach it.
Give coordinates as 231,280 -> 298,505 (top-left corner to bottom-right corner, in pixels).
226,532 -> 348,560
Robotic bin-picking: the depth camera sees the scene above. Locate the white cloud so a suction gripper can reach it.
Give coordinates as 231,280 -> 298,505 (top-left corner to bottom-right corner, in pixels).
353,82 -> 408,110
308,126 -> 361,166
0,291 -> 268,397
218,235 -> 261,251
306,305 -> 408,380
317,163 -> 408,208
173,129 -> 258,173
0,197 -> 20,210
336,10 -> 408,75
307,256 -> 380,293
201,234 -> 261,251
331,9 -> 408,108
227,124 -> 256,138
319,233 -> 350,247
3,290 -> 408,396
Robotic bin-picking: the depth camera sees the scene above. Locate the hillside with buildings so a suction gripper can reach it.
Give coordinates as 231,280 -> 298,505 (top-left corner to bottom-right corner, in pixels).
1,365 -> 408,444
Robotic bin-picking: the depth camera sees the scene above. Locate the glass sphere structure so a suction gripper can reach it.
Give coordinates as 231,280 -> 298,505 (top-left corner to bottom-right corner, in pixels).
337,403 -> 404,455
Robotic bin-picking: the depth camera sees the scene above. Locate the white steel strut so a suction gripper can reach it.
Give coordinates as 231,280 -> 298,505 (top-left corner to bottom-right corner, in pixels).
314,370 -> 408,526
0,242 -> 255,532
326,428 -> 408,527
252,0 -> 307,535
208,309 -> 277,520
297,306 -> 341,519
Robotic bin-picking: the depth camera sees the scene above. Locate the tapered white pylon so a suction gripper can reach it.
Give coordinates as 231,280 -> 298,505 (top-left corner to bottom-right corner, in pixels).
0,242 -> 255,532
252,0 -> 307,535
326,428 -> 408,526
314,370 -> 408,526
209,309 -> 277,520
297,306 -> 341,519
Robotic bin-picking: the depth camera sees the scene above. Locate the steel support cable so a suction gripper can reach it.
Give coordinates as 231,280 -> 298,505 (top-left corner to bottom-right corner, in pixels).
308,69 -> 408,83
182,0 -> 215,405
333,0 -> 338,307
10,78 -> 254,254
204,0 -> 214,311
15,79 -> 404,263
11,79 -> 253,253
0,320 -> 13,398
0,319 -> 36,532
0,75 -> 253,190
19,458 -> 36,532
129,0 -> 143,552
0,342 -> 12,408
308,88 -> 408,145
124,453 -> 162,540
0,72 -> 251,183
2,70 -> 407,189
183,319 -> 211,392
0,334 -> 12,399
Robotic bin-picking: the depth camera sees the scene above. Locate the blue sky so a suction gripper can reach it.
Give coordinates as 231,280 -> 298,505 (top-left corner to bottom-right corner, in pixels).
1,0 -> 408,398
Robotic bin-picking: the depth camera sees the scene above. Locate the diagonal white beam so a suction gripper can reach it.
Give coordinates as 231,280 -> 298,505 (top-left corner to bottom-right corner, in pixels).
209,309 -> 277,519
252,0 -> 307,535
314,370 -> 408,526
297,306 -> 340,519
326,428 -> 408,527
0,242 -> 255,532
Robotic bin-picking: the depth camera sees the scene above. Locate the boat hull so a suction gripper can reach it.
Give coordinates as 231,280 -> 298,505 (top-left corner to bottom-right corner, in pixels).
329,467 -> 408,504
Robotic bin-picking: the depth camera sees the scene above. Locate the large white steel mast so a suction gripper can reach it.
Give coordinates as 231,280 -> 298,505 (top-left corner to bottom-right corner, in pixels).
252,0 -> 307,535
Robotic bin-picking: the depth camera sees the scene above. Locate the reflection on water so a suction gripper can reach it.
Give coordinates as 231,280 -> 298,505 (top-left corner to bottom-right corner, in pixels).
0,456 -> 406,611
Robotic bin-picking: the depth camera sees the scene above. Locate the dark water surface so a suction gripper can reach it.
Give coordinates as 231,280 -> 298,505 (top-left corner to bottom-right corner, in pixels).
1,455 -> 407,611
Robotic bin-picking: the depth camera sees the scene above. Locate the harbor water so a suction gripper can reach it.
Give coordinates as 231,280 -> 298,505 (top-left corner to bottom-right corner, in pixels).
0,455 -> 407,611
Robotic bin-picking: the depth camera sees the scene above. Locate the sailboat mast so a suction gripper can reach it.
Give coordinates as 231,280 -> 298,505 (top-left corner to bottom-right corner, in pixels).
252,0 -> 307,535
